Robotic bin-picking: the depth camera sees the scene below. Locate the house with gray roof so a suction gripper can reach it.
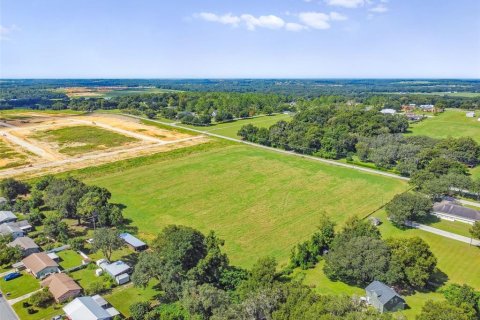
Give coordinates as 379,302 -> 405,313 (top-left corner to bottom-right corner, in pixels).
0,223 -> 24,239
0,211 -> 17,224
63,296 -> 119,320
8,236 -> 40,257
433,201 -> 480,225
365,281 -> 405,313
99,260 -> 131,285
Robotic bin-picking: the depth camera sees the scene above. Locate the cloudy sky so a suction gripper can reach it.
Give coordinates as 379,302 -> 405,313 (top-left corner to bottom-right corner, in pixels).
1,0 -> 479,78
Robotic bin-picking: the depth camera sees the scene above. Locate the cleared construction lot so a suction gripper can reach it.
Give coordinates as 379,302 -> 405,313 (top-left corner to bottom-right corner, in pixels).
0,111 -> 208,178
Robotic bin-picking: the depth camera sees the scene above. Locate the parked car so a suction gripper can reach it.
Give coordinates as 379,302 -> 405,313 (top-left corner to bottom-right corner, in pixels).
4,272 -> 21,281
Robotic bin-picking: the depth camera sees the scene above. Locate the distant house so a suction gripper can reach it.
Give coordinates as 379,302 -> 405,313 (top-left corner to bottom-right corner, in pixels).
8,236 -> 40,257
433,201 -> 480,225
0,223 -> 24,239
401,104 -> 416,112
380,109 -> 397,115
466,111 -> 476,118
22,252 -> 60,279
99,260 -> 131,285
9,220 -> 33,233
365,281 -> 405,313
63,295 -> 120,320
41,273 -> 82,303
405,113 -> 423,121
370,217 -> 381,226
119,233 -> 147,251
419,104 -> 436,112
0,211 -> 17,224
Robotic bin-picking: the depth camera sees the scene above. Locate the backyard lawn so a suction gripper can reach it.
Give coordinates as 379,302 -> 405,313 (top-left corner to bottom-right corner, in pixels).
13,301 -> 63,320
77,141 -> 406,267
57,250 -> 84,270
407,109 -> 480,142
0,271 -> 40,299
104,280 -> 160,317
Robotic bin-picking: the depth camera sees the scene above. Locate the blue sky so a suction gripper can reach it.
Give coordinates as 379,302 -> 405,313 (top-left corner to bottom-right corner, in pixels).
1,0 -> 479,78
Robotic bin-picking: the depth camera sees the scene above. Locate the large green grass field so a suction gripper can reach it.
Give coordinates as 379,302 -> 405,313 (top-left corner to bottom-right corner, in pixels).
178,113 -> 293,139
33,125 -> 137,155
407,109 -> 480,142
79,140 -> 406,267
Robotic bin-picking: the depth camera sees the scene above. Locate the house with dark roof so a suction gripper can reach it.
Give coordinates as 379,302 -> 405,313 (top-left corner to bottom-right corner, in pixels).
0,211 -> 17,224
8,236 -> 40,257
433,201 -> 480,225
365,281 -> 405,313
119,233 -> 147,251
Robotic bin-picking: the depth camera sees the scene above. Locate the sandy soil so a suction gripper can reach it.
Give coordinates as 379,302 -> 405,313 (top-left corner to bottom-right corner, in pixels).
0,113 -> 208,178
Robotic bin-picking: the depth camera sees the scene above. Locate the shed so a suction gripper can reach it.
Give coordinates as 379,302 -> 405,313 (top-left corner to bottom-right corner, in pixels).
119,233 -> 147,251
466,111 -> 476,118
115,273 -> 130,285
365,280 -> 405,313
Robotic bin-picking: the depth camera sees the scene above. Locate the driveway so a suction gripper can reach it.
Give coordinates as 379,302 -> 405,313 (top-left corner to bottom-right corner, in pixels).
406,221 -> 480,246
0,293 -> 19,320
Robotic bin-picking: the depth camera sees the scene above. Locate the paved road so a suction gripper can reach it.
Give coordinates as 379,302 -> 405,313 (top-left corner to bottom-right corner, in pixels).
457,199 -> 480,208
0,294 -> 19,320
406,221 -> 480,246
125,114 -> 410,181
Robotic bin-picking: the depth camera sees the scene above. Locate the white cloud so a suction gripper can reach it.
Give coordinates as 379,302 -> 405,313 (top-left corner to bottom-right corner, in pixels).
329,12 -> 348,21
298,12 -> 331,29
240,14 -> 285,31
369,4 -> 388,13
0,24 -> 19,41
325,0 -> 365,8
285,22 -> 307,32
196,12 -> 241,26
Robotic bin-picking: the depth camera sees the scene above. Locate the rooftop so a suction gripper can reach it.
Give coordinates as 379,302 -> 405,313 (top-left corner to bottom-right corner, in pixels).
103,260 -> 130,277
119,233 -> 146,248
0,223 -> 22,235
22,252 -> 59,274
0,211 -> 17,224
433,202 -> 480,222
8,236 -> 39,250
366,280 -> 402,305
41,273 -> 81,301
63,296 -> 112,320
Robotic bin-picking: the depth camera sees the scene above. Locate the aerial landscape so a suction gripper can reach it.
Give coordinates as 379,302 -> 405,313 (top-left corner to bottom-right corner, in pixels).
1,1 -> 480,320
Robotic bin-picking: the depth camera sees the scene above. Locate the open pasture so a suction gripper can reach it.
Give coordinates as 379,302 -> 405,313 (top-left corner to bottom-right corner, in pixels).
85,142 -> 406,267
407,109 -> 480,142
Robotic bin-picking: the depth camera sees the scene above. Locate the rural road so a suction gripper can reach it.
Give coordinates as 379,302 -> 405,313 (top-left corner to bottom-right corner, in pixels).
124,114 -> 410,181
0,293 -> 18,320
405,221 -> 480,246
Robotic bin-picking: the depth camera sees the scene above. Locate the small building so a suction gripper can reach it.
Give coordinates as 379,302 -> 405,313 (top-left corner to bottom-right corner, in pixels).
0,197 -> 7,205
405,113 -> 423,121
12,261 -> 25,271
119,233 -> 147,251
380,109 -> 397,115
419,104 -> 436,112
0,223 -> 24,239
115,273 -> 130,285
100,260 -> 131,285
0,211 -> 17,224
63,296 -> 119,320
401,104 -> 416,112
370,217 -> 381,226
8,236 -> 40,257
10,220 -> 33,233
365,281 -> 405,313
22,252 -> 60,279
466,111 -> 476,118
41,273 -> 82,303
433,201 -> 480,225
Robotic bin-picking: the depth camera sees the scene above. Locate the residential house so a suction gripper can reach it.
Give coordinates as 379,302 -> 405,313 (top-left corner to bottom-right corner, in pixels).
119,233 -> 147,251
0,211 -> 17,224
0,223 -> 24,239
8,236 -> 40,257
380,109 -> 397,115
63,296 -> 119,320
401,104 -> 416,112
365,281 -> 405,313
41,273 -> 82,303
9,220 -> 33,233
22,252 -> 60,279
433,201 -> 480,225
99,260 -> 131,285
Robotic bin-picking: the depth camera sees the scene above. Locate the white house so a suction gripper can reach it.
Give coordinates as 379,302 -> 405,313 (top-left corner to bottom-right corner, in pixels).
466,111 -> 476,118
433,201 -> 480,225
63,296 -> 119,320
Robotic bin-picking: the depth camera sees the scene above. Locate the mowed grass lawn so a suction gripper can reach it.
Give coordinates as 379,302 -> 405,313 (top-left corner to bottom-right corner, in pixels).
33,125 -> 137,155
407,109 -> 480,142
178,113 -> 293,139
85,142 -> 406,267
57,250 -> 83,269
0,271 -> 40,299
